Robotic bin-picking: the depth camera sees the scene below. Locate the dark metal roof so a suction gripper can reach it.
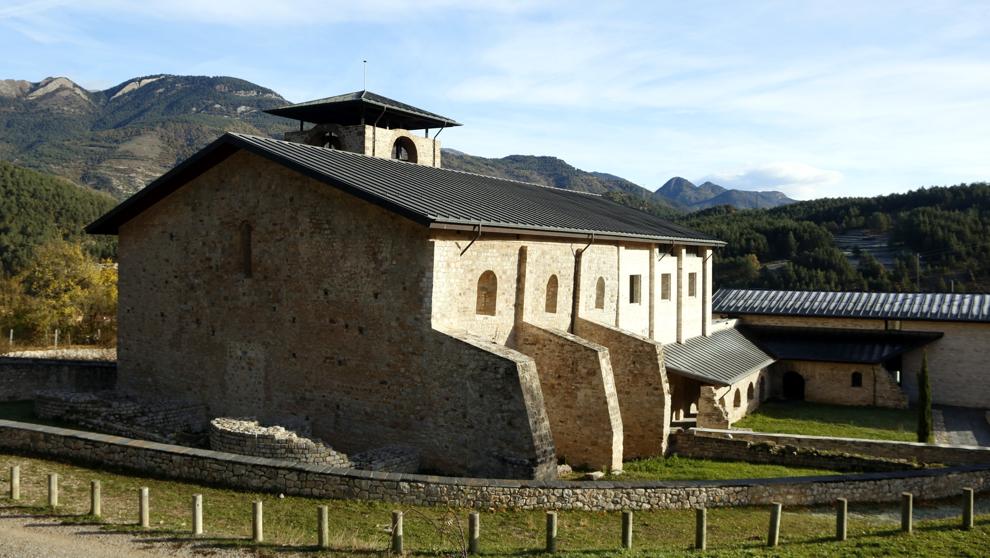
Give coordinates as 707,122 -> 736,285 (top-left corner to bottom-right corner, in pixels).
714,289 -> 990,323
742,326 -> 942,364
87,133 -> 722,246
663,328 -> 775,386
264,90 -> 461,130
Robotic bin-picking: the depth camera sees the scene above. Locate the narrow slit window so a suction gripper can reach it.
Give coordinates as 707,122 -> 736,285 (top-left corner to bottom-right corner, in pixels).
851,372 -> 863,388
688,272 -> 697,297
661,273 -> 671,301
240,222 -> 253,278
594,277 -> 606,309
629,274 -> 642,304
545,275 -> 559,313
476,271 -> 497,316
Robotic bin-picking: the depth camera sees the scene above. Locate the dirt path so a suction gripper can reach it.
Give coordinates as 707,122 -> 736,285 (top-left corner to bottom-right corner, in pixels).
0,515 -> 256,558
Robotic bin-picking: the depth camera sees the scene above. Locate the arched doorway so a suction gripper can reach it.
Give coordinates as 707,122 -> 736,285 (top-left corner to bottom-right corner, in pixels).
782,371 -> 805,400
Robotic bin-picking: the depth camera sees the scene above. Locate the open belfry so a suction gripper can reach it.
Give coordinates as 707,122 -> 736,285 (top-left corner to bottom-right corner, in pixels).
87,90 -> 779,479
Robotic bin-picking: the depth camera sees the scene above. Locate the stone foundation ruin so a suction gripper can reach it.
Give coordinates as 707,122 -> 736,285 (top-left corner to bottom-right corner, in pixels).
209,417 -> 420,473
34,389 -> 207,443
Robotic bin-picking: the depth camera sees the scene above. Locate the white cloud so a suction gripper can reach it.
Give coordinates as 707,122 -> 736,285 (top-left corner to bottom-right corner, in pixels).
701,163 -> 844,200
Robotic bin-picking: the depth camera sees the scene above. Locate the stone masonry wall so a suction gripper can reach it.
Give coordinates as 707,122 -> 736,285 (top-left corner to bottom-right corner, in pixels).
671,429 -> 921,472
2,420 -> 990,510
0,358 -> 115,401
774,360 -> 908,408
694,428 -> 990,466
515,322 -> 622,471
574,318 -> 670,457
697,385 -> 731,429
734,314 -> 990,408
115,151 -> 555,480
209,418 -> 351,466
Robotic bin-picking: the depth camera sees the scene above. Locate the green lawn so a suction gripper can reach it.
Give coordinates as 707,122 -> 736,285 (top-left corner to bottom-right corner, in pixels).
615,454 -> 842,481
734,400 -> 917,441
2,452 -> 989,557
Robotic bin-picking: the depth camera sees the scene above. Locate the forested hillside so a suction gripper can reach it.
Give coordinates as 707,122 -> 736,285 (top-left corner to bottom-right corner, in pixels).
0,161 -> 118,345
681,183 -> 990,292
0,161 -> 115,274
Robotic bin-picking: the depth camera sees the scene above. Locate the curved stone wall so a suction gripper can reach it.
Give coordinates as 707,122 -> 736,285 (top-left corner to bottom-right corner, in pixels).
209,418 -> 351,466
1,420 -> 989,511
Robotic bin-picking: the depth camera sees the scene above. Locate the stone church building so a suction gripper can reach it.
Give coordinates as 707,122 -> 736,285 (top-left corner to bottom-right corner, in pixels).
87,91 -> 774,479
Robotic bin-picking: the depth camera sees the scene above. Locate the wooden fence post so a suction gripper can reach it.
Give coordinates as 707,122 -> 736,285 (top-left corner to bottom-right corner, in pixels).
621,510 -> 633,549
90,480 -> 101,517
767,502 -> 782,547
901,492 -> 913,534
391,511 -> 404,555
139,487 -> 150,528
962,488 -> 974,530
546,511 -> 558,553
47,473 -> 58,508
9,466 -> 19,500
192,494 -> 203,536
318,505 -> 329,549
836,498 -> 847,541
468,511 -> 480,554
253,500 -> 264,543
695,507 -> 707,550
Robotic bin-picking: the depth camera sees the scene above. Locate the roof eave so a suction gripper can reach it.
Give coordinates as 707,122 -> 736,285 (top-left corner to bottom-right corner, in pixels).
428,220 -> 726,247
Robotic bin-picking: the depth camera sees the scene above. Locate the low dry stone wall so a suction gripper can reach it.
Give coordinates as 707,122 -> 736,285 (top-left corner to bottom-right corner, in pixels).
350,445 -> 420,474
209,418 -> 350,466
672,430 -> 920,472
34,390 -> 206,443
1,420 -> 989,510
694,428 -> 990,466
0,358 -> 115,401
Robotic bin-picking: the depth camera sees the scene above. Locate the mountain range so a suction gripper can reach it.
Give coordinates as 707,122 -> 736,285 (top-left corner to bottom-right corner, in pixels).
0,74 -> 795,210
654,177 -> 796,210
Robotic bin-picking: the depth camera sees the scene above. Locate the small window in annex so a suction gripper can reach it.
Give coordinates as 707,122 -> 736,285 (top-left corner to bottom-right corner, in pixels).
545,275 -> 559,313
240,222 -> 253,278
661,273 -> 672,300
476,271 -> 497,316
594,277 -> 606,309
747,383 -> 755,401
688,272 -> 697,297
851,371 -> 863,388
733,389 -> 742,408
629,274 -> 642,304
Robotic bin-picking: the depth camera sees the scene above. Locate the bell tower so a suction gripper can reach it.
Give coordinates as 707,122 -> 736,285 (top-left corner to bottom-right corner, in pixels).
264,90 -> 461,168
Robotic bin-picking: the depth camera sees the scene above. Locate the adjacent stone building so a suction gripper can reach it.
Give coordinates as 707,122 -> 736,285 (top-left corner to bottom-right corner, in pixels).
714,289 -> 990,409
87,91 -> 775,479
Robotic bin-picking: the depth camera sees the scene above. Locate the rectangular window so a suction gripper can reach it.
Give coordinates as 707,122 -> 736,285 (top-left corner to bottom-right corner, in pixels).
629,274 -> 642,304
661,273 -> 671,301
688,272 -> 697,297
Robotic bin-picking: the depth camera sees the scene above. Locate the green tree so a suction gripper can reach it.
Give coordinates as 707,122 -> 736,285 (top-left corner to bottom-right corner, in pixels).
917,352 -> 933,444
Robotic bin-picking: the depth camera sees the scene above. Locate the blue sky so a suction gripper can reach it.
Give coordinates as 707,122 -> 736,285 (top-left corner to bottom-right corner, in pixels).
1,0 -> 989,199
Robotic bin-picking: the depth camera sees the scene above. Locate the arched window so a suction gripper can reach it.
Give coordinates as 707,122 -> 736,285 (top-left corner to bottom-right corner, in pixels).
392,137 -> 418,163
594,277 -> 605,309
476,271 -> 497,316
240,221 -> 252,278
733,389 -> 742,408
747,383 -> 755,401
545,275 -> 558,313
322,132 -> 342,149
851,371 -> 863,388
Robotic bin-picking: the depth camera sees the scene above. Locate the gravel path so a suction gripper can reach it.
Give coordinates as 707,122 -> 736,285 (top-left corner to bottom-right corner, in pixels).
934,405 -> 990,446
0,515 -> 256,558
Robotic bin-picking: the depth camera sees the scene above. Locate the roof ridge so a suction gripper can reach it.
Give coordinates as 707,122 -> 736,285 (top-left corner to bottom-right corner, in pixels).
227,133 -> 604,198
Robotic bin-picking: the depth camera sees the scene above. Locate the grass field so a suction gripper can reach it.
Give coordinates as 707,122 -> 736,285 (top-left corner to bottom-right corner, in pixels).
734,400 -> 917,441
613,454 -> 842,481
1,453 -> 989,557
